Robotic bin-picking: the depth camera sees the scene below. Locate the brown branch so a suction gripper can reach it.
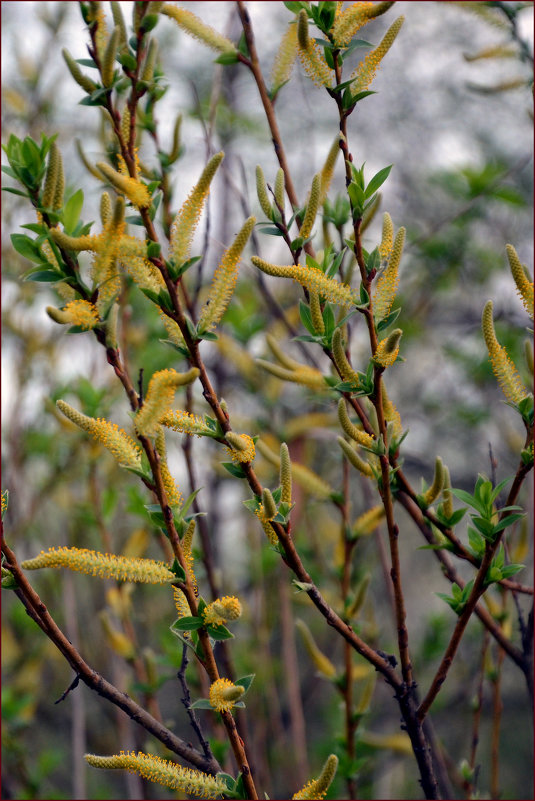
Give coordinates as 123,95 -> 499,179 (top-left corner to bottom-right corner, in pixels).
417,458 -> 532,722
0,534 -> 221,776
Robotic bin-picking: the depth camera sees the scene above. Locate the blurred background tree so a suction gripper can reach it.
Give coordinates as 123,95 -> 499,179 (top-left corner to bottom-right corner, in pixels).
2,2 -> 532,799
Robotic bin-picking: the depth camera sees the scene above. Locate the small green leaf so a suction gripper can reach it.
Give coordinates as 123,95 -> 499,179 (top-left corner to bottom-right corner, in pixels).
214,51 -> 240,65
222,462 -> 247,478
170,558 -> 187,582
206,623 -> 234,640
190,698 -> 214,709
365,165 -> 392,199
173,615 -> 204,631
63,189 -> 84,234
235,674 -> 255,694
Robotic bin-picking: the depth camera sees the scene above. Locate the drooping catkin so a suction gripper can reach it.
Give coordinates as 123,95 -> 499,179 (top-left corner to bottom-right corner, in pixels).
299,173 -> 321,240
169,152 -> 223,266
350,16 -> 404,93
197,216 -> 255,333
161,5 -> 236,54
482,301 -> 529,405
506,244 -> 533,320
373,225 -> 405,321
85,752 -> 227,797
296,9 -> 333,88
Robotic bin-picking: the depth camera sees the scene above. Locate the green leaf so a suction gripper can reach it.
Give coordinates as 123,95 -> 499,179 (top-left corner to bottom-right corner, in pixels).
170,558 -> 187,582
214,51 -> 240,65
23,269 -> 63,283
222,462 -> 246,478
173,615 -> 203,631
235,674 -> 255,694
190,698 -> 214,710
11,233 -> 42,263
299,300 -> 316,335
206,623 -> 234,640
365,165 -> 392,199
63,189 -> 84,234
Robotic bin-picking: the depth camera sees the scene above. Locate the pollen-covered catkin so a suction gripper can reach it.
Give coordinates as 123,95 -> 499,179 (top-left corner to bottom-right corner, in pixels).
22,547 -> 175,584
169,152 -> 224,265
299,173 -> 321,240
350,16 -> 404,93
256,166 -> 273,218
292,754 -> 339,800
197,216 -> 255,333
506,244 -> 533,319
373,226 -> 405,321
161,5 -> 236,54
482,300 -> 529,405
135,368 -> 199,437
85,752 -> 227,797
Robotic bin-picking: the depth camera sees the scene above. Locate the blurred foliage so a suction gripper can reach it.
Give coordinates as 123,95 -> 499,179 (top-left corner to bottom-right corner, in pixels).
1,2 -> 533,800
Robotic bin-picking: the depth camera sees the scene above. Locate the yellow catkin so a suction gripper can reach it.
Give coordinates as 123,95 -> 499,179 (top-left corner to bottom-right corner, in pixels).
91,204 -> 125,313
173,586 -> 191,624
88,2 -> 108,62
422,456 -> 444,506
224,432 -> 256,463
295,619 -> 337,678
209,678 -> 245,713
100,192 -> 112,225
181,519 -> 197,594
292,755 -> 339,800
52,149 -> 65,210
49,229 -> 97,252
374,328 -> 402,368
99,611 -> 135,659
161,408 -> 213,437
274,168 -> 285,211
338,398 -> 374,447
22,547 -> 175,584
102,25 -> 120,87
256,359 -> 326,389
257,440 -> 334,499
271,20 -> 298,93
155,428 -> 183,508
203,596 -> 242,627
56,400 -> 142,468
97,162 -> 151,210
332,327 -> 361,385
252,256 -> 357,308
299,174 -> 321,240
353,504 -> 385,537
161,4 -> 236,53
310,289 -> 325,334
85,752 -> 226,797
337,437 -> 373,477
141,37 -> 158,83
62,48 -> 97,93
297,9 -> 333,88
135,368 -> 199,437
256,165 -> 273,218
482,301 -> 529,405
42,141 -> 59,209
378,212 -> 394,260
506,244 -> 533,320
255,504 -> 279,545
61,300 -> 100,330
110,1 -> 128,47
266,333 -> 302,370
350,16 -> 404,93
373,225 -> 405,321
169,152 -> 224,266
120,236 -> 165,293
381,383 -> 402,440
280,442 -> 292,504
319,136 -> 341,204
197,216 -> 255,333
330,2 -> 376,47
